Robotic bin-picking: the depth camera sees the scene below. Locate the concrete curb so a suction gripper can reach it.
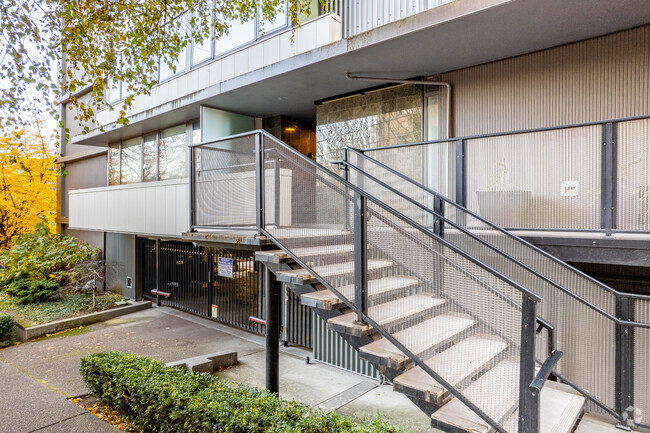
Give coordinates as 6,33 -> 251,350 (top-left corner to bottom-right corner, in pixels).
166,351 -> 238,373
14,301 -> 152,342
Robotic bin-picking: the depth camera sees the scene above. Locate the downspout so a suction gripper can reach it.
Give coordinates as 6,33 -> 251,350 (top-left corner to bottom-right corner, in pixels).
345,73 -> 452,138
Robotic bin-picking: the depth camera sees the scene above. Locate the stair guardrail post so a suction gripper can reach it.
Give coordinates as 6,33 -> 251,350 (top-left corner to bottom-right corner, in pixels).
601,121 -> 618,236
455,139 -> 466,227
255,132 -> 265,235
519,294 -> 539,433
433,196 -> 444,237
353,191 -> 368,323
343,148 -> 351,231
615,295 -> 635,424
265,264 -> 280,395
189,145 -> 196,231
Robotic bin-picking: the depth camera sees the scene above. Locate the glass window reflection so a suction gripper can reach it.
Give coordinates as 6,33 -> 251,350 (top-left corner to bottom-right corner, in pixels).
143,133 -> 158,182
159,125 -> 187,180
120,137 -> 143,184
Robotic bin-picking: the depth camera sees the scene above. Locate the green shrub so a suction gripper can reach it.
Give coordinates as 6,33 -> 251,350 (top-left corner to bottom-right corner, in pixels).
0,313 -> 16,347
3,279 -> 60,304
0,222 -> 98,288
80,352 -> 407,433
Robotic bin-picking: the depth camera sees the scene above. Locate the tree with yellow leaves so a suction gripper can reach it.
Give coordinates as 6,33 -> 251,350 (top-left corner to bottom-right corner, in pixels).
0,124 -> 57,250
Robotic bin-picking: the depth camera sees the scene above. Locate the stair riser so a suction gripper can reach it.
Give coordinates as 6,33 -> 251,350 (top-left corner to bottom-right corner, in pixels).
396,347 -> 510,408
300,282 -> 421,311
273,235 -> 354,250
279,265 -> 397,286
328,302 -> 447,338
360,323 -> 478,370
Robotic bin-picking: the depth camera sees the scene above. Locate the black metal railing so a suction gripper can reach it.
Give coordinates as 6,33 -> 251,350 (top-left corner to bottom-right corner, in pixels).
190,130 -> 551,433
346,116 -> 650,428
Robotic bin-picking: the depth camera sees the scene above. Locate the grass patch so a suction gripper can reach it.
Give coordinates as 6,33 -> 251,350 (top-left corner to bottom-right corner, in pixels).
0,292 -> 123,327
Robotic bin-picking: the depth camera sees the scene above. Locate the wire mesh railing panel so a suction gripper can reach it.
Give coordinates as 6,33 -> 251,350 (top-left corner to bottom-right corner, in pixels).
347,148 -> 622,413
363,140 -> 457,202
365,201 -> 524,432
193,136 -> 257,228
617,118 -> 650,231
635,299 -> 650,426
262,135 -> 356,297
465,126 -> 601,230
325,0 -> 452,38
261,133 -> 527,431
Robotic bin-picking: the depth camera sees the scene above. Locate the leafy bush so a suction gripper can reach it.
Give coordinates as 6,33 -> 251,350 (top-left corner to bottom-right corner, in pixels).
0,313 -> 16,347
80,352 -> 407,433
0,223 -> 98,303
3,278 -> 60,304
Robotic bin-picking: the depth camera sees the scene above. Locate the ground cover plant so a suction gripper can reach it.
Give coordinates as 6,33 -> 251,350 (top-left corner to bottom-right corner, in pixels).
0,292 -> 122,327
80,351 -> 408,433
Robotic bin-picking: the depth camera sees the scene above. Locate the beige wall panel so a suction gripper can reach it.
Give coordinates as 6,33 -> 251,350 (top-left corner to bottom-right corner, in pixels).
443,26 -> 650,136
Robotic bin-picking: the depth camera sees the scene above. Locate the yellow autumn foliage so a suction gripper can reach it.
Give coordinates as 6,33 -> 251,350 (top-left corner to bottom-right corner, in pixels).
0,126 -> 57,250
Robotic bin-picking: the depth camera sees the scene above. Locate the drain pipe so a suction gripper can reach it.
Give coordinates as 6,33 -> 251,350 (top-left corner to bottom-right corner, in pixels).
345,73 -> 452,138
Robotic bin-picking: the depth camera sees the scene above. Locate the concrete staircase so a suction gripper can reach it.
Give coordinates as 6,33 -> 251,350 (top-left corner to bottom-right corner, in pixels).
256,236 -> 589,433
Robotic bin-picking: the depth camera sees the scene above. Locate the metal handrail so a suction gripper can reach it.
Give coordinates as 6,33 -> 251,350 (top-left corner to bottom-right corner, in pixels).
356,113 -> 650,152
344,147 -> 650,305
341,155 -> 650,328
256,132 -> 537,433
258,130 -> 542,302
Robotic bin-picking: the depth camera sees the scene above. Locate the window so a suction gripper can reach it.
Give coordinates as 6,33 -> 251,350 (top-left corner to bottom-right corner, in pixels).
159,125 -> 187,180
120,137 -> 143,184
159,14 -> 188,81
192,3 -> 213,65
143,133 -> 158,182
108,145 -> 120,185
215,16 -> 255,56
259,1 -> 288,36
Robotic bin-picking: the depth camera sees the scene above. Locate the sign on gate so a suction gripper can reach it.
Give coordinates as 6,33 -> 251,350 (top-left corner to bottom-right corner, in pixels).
218,257 -> 234,278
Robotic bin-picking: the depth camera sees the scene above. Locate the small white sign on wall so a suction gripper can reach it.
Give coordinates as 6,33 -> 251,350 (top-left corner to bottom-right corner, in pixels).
561,181 -> 579,197
211,305 -> 218,318
218,257 -> 234,278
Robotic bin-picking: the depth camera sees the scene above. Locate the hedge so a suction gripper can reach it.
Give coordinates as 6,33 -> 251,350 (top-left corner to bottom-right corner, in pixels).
0,313 -> 16,347
80,352 -> 408,433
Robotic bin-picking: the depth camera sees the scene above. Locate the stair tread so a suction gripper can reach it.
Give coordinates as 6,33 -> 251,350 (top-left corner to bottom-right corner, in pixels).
275,259 -> 392,284
328,294 -> 446,330
393,336 -> 507,402
430,360 -> 520,433
256,245 -> 355,264
301,276 -> 420,308
575,412 -> 638,433
360,314 -> 476,362
503,381 -> 586,433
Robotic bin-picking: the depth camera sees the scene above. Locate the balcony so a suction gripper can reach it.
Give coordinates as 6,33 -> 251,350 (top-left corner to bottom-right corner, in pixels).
68,179 -> 189,237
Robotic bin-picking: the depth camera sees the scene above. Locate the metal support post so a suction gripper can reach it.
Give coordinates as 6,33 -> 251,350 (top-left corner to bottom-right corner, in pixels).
255,133 -> 265,235
615,296 -> 635,421
189,147 -> 196,231
601,122 -> 618,235
274,155 -> 281,228
433,196 -> 444,237
455,139 -> 467,228
519,294 -> 539,433
353,192 -> 368,323
343,148 -> 351,231
265,265 -> 280,395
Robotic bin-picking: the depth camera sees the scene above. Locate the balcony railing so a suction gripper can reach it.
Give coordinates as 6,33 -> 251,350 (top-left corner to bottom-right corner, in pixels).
326,0 -> 455,37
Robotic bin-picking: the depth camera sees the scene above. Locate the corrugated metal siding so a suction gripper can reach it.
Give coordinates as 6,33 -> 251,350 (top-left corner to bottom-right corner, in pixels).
443,25 -> 650,136
617,117 -> 650,231
312,314 -> 379,379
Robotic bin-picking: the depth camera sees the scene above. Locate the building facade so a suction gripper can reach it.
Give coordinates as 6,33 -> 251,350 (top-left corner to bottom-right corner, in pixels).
58,1 -> 650,431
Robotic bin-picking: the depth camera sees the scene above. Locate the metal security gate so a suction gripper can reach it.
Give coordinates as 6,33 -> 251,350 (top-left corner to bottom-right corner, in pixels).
143,239 -> 312,344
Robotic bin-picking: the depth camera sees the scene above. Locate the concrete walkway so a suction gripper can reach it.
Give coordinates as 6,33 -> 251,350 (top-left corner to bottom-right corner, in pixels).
0,306 -> 434,433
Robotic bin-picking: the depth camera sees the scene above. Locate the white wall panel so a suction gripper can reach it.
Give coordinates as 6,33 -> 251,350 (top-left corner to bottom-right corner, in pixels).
69,179 -> 189,237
